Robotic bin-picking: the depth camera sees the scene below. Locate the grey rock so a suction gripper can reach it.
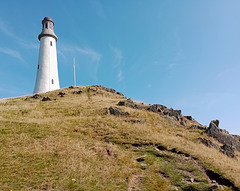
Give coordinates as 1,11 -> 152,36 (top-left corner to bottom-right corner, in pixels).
116,92 -> 124,96
148,104 -> 167,113
117,101 -> 126,106
198,137 -> 220,150
212,120 -> 219,127
199,137 -> 237,158
91,85 -> 116,93
31,94 -> 42,99
117,98 -> 137,108
148,104 -> 181,118
73,90 -> 82,94
58,92 -> 65,97
220,144 -> 236,158
206,120 -> 240,151
42,97 -> 51,101
185,116 -> 193,120
108,107 -> 129,116
191,125 -> 206,130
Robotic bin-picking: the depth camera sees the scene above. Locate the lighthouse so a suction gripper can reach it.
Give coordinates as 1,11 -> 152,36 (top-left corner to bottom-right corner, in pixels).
33,17 -> 60,94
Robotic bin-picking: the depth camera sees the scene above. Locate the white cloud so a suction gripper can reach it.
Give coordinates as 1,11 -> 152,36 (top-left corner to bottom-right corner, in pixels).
0,19 -> 15,39
117,69 -> 124,82
0,47 -> 25,63
0,18 -> 38,51
19,40 -> 38,50
109,44 -> 123,68
110,45 -> 122,60
58,44 -> 102,81
57,49 -> 67,60
90,0 -> 106,18
167,28 -> 184,70
109,45 -> 125,82
76,47 -> 101,62
59,44 -> 101,63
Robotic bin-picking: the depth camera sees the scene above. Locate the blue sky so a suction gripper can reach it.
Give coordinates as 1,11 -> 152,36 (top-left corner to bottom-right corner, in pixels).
0,1 -> 240,135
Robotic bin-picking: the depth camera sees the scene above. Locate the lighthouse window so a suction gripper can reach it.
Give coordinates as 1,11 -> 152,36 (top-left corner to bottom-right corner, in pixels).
45,23 -> 48,29
50,41 -> 52,46
52,79 -> 54,84
38,64 -> 39,69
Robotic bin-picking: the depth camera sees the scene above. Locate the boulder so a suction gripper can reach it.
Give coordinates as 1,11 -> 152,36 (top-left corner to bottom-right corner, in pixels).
185,116 -> 193,120
116,92 -> 124,96
117,98 -> 137,108
42,97 -> 51,101
117,101 -> 125,106
108,107 -> 129,116
58,92 -> 65,97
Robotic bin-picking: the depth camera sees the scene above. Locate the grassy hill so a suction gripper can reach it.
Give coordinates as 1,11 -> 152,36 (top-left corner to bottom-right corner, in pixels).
0,85 -> 239,191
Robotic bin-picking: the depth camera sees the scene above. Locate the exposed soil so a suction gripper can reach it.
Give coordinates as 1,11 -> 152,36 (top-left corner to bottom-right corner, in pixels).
128,175 -> 143,191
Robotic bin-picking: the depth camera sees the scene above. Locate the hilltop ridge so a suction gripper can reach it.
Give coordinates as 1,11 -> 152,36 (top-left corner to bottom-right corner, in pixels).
0,85 -> 239,191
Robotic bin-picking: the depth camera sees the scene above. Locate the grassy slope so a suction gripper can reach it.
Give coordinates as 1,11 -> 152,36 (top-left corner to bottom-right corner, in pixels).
0,86 -> 239,191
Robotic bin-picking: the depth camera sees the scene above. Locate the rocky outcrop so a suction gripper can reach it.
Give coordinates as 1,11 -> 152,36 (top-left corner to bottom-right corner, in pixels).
117,100 -> 203,127
206,120 -> 240,151
148,104 -> 181,118
84,85 -> 125,98
90,85 -> 124,95
147,104 -> 188,126
92,85 -> 116,94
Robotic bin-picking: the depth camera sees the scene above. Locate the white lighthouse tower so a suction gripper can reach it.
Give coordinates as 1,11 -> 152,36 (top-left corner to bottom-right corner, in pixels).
33,17 -> 60,94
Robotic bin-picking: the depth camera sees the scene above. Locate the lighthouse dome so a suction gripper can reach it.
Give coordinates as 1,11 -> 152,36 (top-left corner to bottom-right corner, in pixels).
43,17 -> 53,23
44,17 -> 52,21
